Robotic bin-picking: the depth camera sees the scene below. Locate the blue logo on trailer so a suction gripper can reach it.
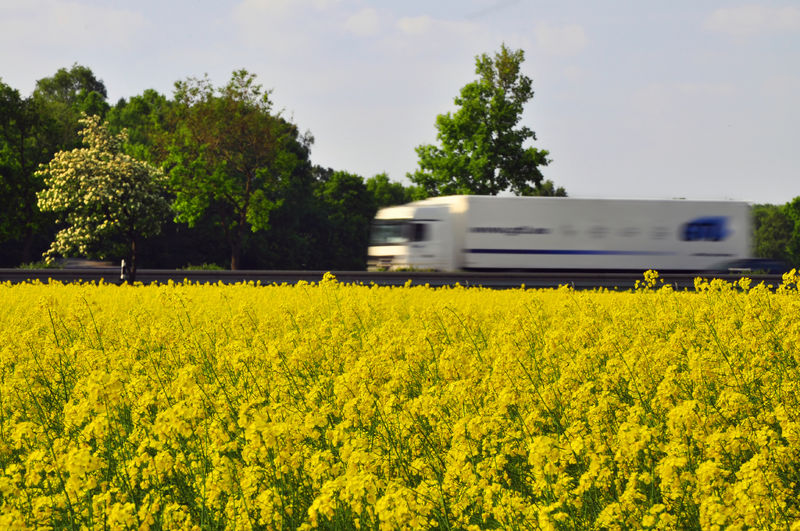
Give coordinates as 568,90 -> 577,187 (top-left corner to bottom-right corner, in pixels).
682,217 -> 729,241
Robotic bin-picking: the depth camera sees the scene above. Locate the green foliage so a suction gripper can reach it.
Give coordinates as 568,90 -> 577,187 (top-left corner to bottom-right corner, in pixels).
32,64 -> 110,151
535,178 -> 568,197
314,170 -> 378,270
16,260 -> 62,269
240,152 -> 318,269
33,64 -> 106,104
35,115 -> 169,279
365,173 -> 426,207
165,70 -> 309,269
409,44 -> 564,197
1,65 -> 112,266
106,89 -> 172,163
5,61 -> 577,271
752,203 -> 792,263
181,263 -> 225,270
784,197 -> 800,266
0,79 -> 59,264
750,200 -> 800,267
0,80 -> 25,241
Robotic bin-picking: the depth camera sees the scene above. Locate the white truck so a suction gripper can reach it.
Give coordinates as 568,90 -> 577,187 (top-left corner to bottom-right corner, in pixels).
367,195 -> 751,272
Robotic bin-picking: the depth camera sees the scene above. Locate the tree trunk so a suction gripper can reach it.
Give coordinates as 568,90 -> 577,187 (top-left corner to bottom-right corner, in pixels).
230,245 -> 240,270
128,236 -> 138,283
230,222 -> 245,270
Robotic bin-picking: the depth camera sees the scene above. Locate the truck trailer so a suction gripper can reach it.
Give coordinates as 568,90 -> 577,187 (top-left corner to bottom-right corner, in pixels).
367,195 -> 751,272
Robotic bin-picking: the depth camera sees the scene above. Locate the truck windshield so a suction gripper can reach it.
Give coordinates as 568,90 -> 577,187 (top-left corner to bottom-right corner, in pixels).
370,220 -> 430,245
370,220 -> 410,245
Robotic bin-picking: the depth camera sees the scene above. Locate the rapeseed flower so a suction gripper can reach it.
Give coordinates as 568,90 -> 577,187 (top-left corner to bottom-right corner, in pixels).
0,274 -> 799,528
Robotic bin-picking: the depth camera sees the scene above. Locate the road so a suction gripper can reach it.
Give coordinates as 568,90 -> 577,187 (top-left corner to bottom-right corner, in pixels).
0,268 -> 785,290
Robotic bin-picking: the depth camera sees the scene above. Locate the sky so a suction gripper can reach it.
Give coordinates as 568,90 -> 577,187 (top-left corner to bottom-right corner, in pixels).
1,0 -> 799,205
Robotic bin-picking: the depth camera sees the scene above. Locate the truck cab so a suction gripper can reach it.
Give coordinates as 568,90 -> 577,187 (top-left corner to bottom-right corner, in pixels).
367,205 -> 453,271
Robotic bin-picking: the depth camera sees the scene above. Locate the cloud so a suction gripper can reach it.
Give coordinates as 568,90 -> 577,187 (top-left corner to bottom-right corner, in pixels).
0,0 -> 146,49
234,0 -> 293,18
534,23 -> 587,56
232,0 -> 327,51
233,0 -> 340,19
396,15 -> 434,35
705,5 -> 800,36
344,7 -> 380,37
233,0 -> 380,50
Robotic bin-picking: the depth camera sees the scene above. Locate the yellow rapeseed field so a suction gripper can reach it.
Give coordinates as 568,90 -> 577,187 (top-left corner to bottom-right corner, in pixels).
1,271 -> 800,530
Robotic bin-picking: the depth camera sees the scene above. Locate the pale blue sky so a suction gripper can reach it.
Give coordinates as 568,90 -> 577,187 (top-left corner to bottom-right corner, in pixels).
2,0 -> 799,204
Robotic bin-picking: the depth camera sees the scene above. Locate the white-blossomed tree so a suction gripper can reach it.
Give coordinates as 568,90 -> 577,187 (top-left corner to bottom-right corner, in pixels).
36,114 -> 169,281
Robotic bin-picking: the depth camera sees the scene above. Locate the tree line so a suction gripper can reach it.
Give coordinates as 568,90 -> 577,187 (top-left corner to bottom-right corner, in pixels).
752,201 -> 800,268
0,66 -> 421,274
2,46 -> 799,274
2,46 -> 567,275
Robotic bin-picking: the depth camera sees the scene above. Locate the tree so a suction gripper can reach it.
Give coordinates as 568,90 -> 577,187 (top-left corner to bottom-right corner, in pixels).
34,64 -> 106,105
409,44 -> 565,197
784,197 -> 800,267
0,65 -> 111,266
0,79 -> 57,264
315,171 -> 377,269
32,64 -> 109,151
165,70 -> 308,269
106,89 -> 172,163
366,173 -> 426,208
0,81 -> 29,243
752,204 -> 792,263
36,115 -> 169,281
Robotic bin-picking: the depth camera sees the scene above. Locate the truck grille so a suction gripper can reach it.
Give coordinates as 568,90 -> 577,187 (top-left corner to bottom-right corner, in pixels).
367,255 -> 395,271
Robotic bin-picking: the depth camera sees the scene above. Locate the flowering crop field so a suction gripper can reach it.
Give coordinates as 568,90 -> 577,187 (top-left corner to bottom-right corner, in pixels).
1,272 -> 800,530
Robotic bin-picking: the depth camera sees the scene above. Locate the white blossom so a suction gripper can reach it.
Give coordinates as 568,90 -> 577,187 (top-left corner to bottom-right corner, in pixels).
35,114 -> 169,267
